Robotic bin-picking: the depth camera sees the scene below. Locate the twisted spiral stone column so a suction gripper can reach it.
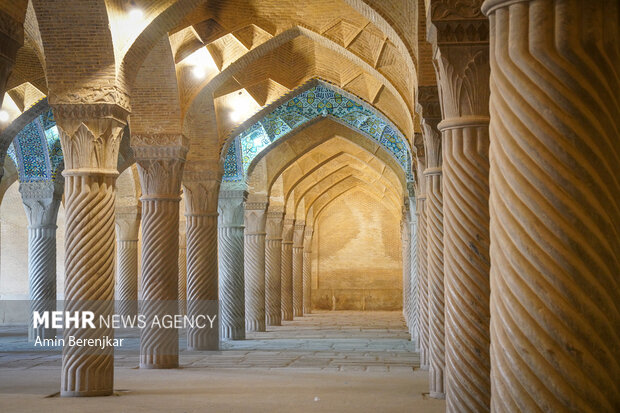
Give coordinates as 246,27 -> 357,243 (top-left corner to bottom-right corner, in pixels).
244,203 -> 267,332
302,226 -> 313,314
178,231 -> 187,315
184,171 -> 220,350
408,195 -> 419,348
54,107 -> 127,397
292,222 -> 305,317
401,215 -> 411,327
417,194 -> 429,370
218,190 -> 246,339
483,1 -> 620,411
428,4 -> 492,409
426,168 -> 445,399
115,207 -> 140,318
280,218 -> 294,321
442,120 -> 490,413
133,135 -> 188,369
20,181 -> 62,342
265,210 -> 283,326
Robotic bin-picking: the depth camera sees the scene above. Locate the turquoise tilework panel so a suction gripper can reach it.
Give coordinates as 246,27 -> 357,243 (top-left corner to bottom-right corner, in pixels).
6,109 -> 63,182
222,82 -> 412,182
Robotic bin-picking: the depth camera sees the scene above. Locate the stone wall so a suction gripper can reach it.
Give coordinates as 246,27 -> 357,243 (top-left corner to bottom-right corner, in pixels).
311,189 -> 402,310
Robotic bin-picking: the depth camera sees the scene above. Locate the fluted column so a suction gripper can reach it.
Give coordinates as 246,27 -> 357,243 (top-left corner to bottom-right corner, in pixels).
183,168 -> 220,350
218,189 -> 246,339
178,229 -> 187,315
20,180 -> 62,341
265,210 -> 284,326
115,206 -> 141,318
428,3 -> 492,411
407,190 -> 419,349
54,103 -> 128,396
401,211 -> 411,327
483,1 -> 620,411
418,86 -> 445,399
414,133 -> 430,370
280,218 -> 294,321
292,221 -> 305,317
244,201 -> 267,332
132,134 -> 188,369
302,225 -> 313,314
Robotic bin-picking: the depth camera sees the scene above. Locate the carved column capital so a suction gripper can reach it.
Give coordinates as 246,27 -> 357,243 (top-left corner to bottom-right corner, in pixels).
293,222 -> 305,247
281,218 -> 295,243
218,190 -> 247,227
131,134 -> 189,199
52,104 -> 129,174
19,181 -> 62,228
417,86 -> 442,168
244,202 -> 268,235
265,210 -> 284,239
183,170 -> 221,216
115,206 -> 141,241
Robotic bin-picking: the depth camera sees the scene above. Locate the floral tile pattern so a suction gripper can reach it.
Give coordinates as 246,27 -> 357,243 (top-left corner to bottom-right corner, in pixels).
222,82 -> 412,182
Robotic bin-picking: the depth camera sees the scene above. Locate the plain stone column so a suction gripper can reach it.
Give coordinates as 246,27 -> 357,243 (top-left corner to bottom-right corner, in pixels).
244,202 -> 267,332
265,210 -> 284,326
292,221 -> 305,317
54,105 -> 127,396
132,134 -> 188,369
183,169 -> 220,350
428,4 -> 492,411
20,180 -> 62,342
302,225 -> 313,314
483,0 -> 620,411
178,229 -> 187,315
418,86 -> 445,399
115,206 -> 141,318
280,218 -> 294,321
218,189 -> 246,339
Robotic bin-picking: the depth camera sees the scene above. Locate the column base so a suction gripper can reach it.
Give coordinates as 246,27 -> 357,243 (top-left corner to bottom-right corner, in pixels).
139,361 -> 179,369
266,315 -> 281,326
61,389 -> 114,397
245,319 -> 266,332
429,392 -> 445,400
221,325 -> 245,340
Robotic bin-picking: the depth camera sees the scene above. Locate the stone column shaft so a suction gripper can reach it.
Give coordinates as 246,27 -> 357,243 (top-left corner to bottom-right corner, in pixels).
54,105 -> 128,396
483,1 -> 620,411
280,218 -> 295,321
184,170 -> 220,350
20,181 -> 62,341
429,3 -> 492,410
178,231 -> 187,315
244,202 -> 267,332
133,134 -> 188,369
292,222 -> 305,317
265,211 -> 284,326
218,190 -> 246,339
417,195 -> 429,369
418,86 -> 445,399
401,215 -> 411,326
116,207 -> 140,318
408,194 -> 419,349
302,226 -> 313,315
426,168 -> 445,399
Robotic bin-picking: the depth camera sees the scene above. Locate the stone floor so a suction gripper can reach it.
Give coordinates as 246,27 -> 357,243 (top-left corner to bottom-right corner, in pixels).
0,311 -> 446,412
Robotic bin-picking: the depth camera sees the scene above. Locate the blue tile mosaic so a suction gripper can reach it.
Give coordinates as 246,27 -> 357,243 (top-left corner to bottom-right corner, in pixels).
6,109 -> 64,182
222,82 -> 412,182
